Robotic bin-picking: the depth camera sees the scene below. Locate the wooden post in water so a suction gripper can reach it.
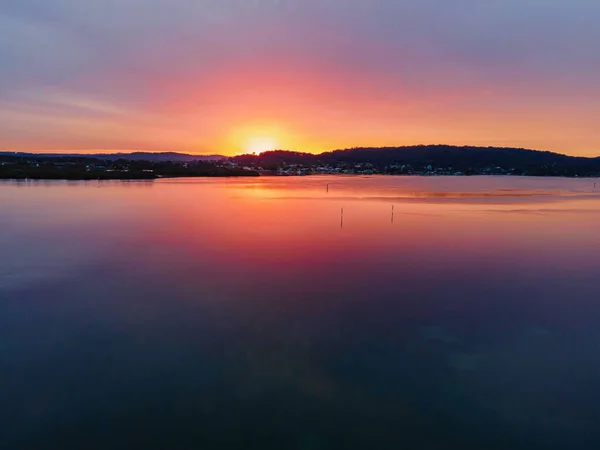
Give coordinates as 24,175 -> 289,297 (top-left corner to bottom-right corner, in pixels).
327,183 -> 329,193
341,207 -> 344,228
391,205 -> 394,223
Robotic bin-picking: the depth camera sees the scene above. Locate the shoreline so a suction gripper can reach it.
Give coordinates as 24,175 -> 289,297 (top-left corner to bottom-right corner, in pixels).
1,173 -> 598,181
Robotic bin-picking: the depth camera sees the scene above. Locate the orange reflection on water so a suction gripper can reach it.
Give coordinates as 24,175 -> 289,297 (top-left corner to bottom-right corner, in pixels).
122,176 -> 600,281
4,175 -> 600,287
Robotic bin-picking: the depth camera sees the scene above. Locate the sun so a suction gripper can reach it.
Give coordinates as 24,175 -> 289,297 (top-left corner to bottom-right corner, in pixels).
245,136 -> 278,155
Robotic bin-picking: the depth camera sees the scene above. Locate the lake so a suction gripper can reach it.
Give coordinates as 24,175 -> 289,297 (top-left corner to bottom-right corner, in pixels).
2,175 -> 600,449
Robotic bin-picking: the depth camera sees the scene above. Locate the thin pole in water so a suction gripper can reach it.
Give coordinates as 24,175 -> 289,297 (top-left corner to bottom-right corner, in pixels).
341,207 -> 344,228
391,205 -> 394,223
327,183 -> 329,193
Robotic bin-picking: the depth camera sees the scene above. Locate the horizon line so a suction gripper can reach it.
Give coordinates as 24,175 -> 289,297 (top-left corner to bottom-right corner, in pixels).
3,144 -> 599,159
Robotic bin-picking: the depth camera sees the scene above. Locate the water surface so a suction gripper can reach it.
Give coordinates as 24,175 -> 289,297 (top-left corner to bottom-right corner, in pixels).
2,176 -> 600,449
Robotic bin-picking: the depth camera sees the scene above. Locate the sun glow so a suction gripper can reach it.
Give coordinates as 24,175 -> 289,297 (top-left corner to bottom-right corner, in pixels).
245,136 -> 278,155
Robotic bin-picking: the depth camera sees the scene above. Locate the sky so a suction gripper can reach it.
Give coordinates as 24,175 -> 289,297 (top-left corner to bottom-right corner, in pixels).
1,0 -> 599,156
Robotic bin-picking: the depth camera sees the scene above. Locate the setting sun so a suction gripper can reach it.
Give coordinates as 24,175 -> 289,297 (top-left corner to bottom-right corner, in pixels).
244,136 -> 278,155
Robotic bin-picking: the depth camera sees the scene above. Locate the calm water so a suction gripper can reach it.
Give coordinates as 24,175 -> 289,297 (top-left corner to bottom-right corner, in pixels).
2,176 -> 600,449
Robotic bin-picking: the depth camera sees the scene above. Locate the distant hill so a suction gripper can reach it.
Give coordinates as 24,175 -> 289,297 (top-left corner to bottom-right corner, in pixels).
232,145 -> 600,176
0,151 -> 225,162
4,145 -> 600,177
0,152 -> 257,180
